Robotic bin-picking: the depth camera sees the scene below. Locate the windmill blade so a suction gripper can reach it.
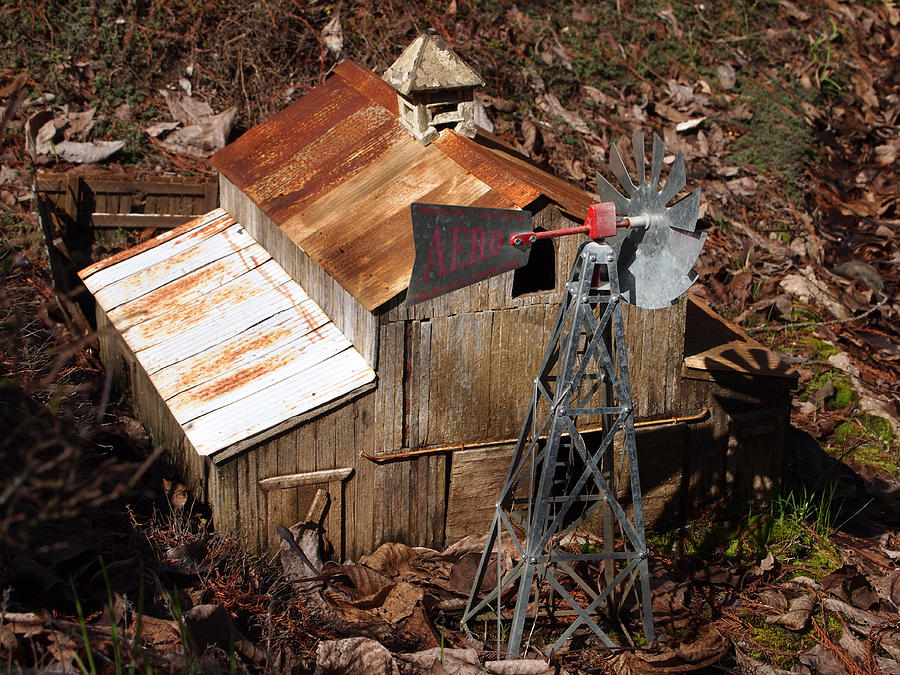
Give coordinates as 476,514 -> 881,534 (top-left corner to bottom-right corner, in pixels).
609,142 -> 636,197
667,187 -> 701,232
622,228 -> 707,309
649,133 -> 664,189
659,152 -> 687,205
632,132 -> 645,186
596,172 -> 628,213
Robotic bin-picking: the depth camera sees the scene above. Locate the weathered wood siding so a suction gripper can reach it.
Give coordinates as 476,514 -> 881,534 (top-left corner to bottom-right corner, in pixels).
213,387 -> 448,559
212,306 -> 452,558
443,380 -> 789,547
621,298 -> 688,421
210,393 -> 377,558
442,426 -> 691,546
220,176 -> 378,368
96,307 -> 214,503
36,173 -> 218,230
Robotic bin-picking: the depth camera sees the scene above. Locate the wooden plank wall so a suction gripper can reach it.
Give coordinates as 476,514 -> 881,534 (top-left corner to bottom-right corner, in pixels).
367,318 -> 449,553
400,305 -> 560,449
216,303 -> 452,558
35,173 -> 218,228
679,369 -> 791,512
444,422 -> 693,547
220,175 -> 378,368
37,174 -> 217,214
212,393 -> 377,558
436,372 -> 792,548
621,298 -> 688,421
212,386 -> 447,560
96,307 -> 214,505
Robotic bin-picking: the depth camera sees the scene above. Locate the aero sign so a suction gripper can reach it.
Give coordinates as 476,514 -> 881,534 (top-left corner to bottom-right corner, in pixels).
406,203 -> 532,306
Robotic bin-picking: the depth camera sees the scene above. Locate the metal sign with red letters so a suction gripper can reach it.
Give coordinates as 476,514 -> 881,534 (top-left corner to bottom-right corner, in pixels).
406,203 -> 532,306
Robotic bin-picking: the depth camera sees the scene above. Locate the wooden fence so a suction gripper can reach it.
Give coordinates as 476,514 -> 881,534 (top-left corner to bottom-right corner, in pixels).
34,172 -> 218,320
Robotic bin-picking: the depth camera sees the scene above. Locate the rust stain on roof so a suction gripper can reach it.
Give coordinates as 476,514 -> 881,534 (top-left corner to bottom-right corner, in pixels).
106,242 -> 272,330
211,60 -> 597,311
151,300 -> 327,400
434,131 -> 597,220
80,209 -> 375,457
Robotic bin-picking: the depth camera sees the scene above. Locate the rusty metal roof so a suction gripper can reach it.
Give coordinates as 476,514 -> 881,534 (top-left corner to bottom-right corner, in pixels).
211,60 -> 597,311
79,209 -> 375,457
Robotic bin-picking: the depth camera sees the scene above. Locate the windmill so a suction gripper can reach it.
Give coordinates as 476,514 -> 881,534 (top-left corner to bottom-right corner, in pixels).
418,132 -> 707,656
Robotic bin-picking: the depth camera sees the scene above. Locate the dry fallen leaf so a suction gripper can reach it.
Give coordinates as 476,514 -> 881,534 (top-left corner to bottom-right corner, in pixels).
322,13 -> 343,58
54,139 -> 125,164
316,637 -> 400,675
24,108 -> 124,163
765,593 -> 815,631
395,647 -> 482,675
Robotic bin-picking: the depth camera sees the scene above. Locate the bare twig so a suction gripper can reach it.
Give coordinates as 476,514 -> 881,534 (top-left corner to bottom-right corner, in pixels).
747,297 -> 890,334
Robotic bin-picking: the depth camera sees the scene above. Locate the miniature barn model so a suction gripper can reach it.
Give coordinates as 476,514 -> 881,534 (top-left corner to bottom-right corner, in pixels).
79,41 -> 797,560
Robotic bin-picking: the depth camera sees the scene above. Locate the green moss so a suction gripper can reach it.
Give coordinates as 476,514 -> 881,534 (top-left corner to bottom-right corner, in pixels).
830,380 -> 857,409
801,337 -> 839,360
744,609 -> 842,669
825,614 -> 842,640
773,230 -> 793,243
832,416 -> 899,474
835,415 -> 896,448
753,627 -> 813,666
790,303 -> 819,323
650,484 -> 842,579
803,370 -> 857,410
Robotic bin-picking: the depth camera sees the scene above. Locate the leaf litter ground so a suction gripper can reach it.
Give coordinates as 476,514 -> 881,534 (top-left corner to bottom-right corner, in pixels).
1,0 -> 899,672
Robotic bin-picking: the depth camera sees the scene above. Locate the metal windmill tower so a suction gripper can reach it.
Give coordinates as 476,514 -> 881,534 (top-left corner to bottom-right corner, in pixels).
459,132 -> 707,656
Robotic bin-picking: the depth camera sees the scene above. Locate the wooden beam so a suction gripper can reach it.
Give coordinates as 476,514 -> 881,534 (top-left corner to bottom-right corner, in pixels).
63,173 -> 79,224
84,178 -> 213,195
91,213 -> 196,229
258,467 -> 353,491
203,181 -> 219,212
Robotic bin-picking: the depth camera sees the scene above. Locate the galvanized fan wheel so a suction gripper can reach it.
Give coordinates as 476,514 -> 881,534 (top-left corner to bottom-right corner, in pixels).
597,132 -> 707,309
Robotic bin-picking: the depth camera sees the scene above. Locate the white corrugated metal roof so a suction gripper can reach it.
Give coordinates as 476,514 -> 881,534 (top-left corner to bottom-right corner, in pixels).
80,208 -> 375,457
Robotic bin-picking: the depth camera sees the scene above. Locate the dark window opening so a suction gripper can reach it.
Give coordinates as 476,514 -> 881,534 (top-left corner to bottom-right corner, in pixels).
512,234 -> 556,297
427,102 -> 458,117
425,90 -> 464,104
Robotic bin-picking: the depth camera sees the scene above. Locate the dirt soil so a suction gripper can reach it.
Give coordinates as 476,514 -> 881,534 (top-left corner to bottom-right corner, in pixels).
1,1 -> 899,672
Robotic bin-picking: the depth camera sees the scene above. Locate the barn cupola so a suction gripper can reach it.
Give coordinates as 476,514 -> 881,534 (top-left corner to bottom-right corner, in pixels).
382,29 -> 485,145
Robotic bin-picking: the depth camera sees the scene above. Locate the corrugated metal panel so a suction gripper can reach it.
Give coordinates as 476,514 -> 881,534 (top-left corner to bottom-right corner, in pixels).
210,60 -> 597,312
79,210 -> 375,457
81,209 -> 235,287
